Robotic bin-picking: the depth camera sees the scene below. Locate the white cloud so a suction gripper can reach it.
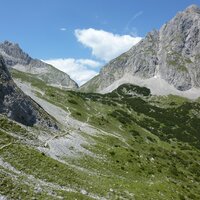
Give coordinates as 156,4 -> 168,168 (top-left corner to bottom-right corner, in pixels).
75,28 -> 142,62
44,58 -> 101,86
60,28 -> 67,31
76,59 -> 101,68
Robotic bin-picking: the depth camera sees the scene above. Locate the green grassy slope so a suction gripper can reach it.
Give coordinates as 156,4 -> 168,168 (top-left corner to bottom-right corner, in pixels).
0,69 -> 199,199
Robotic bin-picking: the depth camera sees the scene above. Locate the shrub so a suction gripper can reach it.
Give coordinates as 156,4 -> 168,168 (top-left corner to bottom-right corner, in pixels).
109,151 -> 115,156
68,99 -> 78,105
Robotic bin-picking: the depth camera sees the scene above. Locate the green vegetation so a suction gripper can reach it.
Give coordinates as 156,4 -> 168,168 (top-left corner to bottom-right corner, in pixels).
0,130 -> 94,199
166,51 -> 191,72
168,61 -> 188,72
79,75 -> 100,93
0,116 -> 26,134
114,84 -> 151,97
11,68 -> 48,90
1,69 -> 199,199
115,52 -> 129,62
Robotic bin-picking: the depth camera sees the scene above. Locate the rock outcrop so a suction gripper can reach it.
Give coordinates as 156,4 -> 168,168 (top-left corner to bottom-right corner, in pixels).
81,5 -> 200,94
0,41 -> 78,89
0,55 -> 57,128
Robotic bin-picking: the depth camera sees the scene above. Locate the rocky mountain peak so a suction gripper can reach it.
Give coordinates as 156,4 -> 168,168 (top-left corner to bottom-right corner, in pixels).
0,40 -> 78,89
0,40 -> 31,65
2,40 -> 16,47
184,4 -> 200,13
2,40 -> 20,48
81,5 -> 200,98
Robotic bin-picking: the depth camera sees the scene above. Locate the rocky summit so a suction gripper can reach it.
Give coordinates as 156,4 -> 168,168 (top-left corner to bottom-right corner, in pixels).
0,41 -> 78,89
80,5 -> 200,96
0,55 -> 57,128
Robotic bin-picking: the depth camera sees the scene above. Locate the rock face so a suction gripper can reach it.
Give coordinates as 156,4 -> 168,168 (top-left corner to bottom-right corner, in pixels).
0,55 -> 57,128
81,5 -> 200,93
0,41 -> 78,89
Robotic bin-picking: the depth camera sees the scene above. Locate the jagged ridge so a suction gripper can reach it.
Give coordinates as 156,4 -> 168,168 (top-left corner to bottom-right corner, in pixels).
0,41 -> 78,89
81,5 -> 200,95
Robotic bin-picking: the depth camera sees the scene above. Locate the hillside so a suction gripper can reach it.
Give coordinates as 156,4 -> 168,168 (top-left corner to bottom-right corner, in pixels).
0,68 -> 199,199
0,55 -> 57,128
1,4 -> 200,200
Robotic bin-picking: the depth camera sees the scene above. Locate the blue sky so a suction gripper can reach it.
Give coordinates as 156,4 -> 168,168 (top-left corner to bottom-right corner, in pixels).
0,0 -> 199,85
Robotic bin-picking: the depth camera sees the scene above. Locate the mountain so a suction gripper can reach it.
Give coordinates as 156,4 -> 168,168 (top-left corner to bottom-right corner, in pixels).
0,55 -> 57,128
80,5 -> 200,98
1,5 -> 200,200
2,65 -> 200,199
0,41 -> 78,89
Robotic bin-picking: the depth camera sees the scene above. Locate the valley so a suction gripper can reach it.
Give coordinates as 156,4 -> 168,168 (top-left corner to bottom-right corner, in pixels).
0,4 -> 200,200
0,68 -> 200,199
